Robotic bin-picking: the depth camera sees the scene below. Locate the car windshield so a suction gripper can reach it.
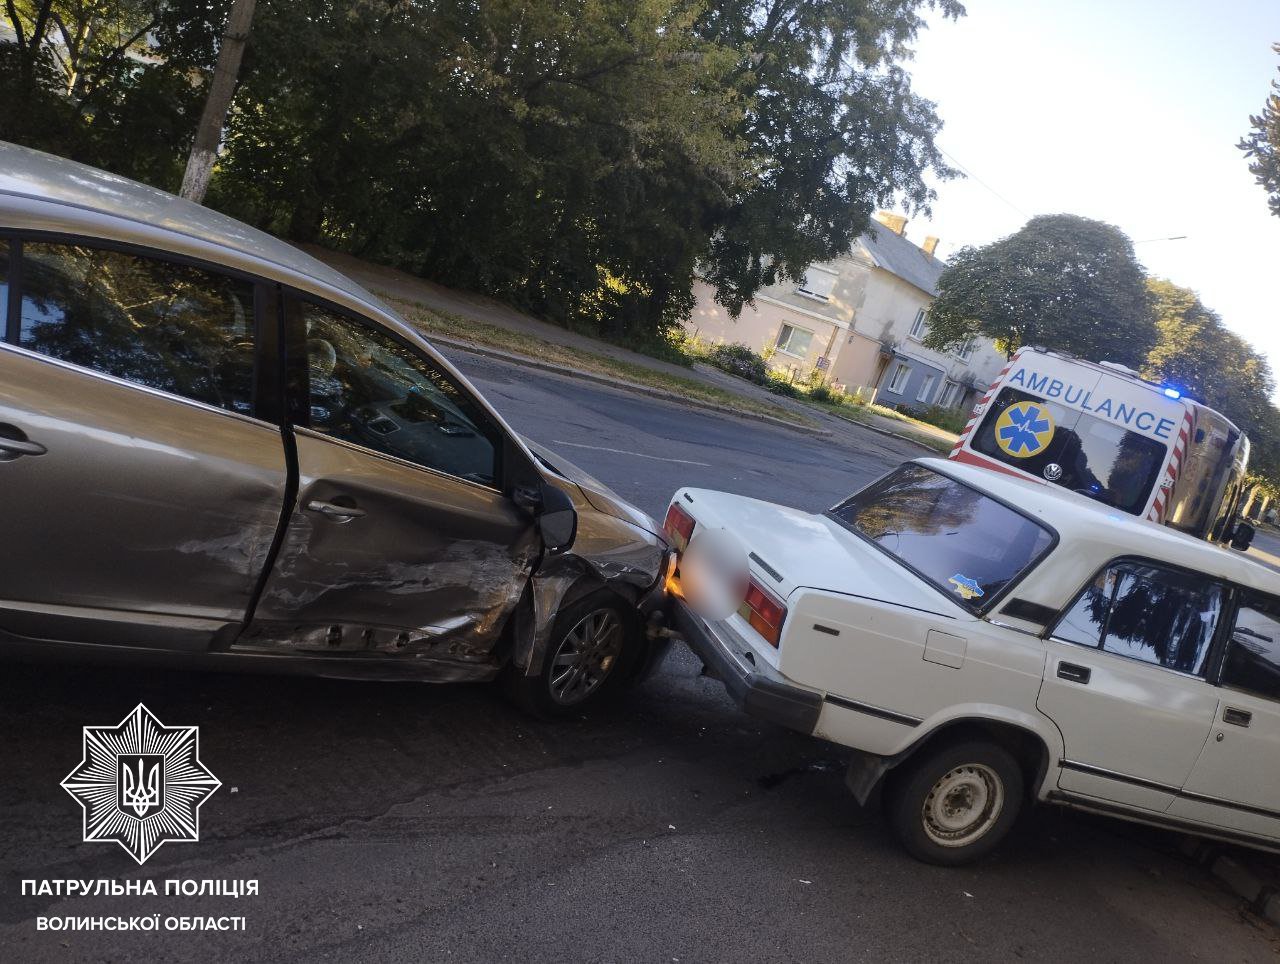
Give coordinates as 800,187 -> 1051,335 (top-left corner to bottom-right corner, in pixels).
826,464 -> 1056,612
971,387 -> 1167,514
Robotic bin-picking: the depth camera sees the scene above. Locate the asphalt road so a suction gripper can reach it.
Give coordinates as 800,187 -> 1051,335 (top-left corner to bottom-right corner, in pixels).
2,350 -> 1277,963
1248,527 -> 1280,577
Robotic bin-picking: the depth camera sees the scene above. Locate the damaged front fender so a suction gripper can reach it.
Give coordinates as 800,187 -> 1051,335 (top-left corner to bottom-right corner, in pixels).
514,509 -> 667,676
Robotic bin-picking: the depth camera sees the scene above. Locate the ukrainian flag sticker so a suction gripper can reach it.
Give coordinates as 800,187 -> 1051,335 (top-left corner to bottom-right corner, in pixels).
994,401 -> 1055,458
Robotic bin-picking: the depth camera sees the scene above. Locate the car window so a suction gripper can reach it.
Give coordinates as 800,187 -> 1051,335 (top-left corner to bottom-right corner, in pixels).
302,302 -> 501,487
16,241 -> 256,415
971,387 -> 1167,514
1221,591 -> 1280,701
826,463 -> 1055,612
0,239 -> 9,331
1053,562 -> 1222,676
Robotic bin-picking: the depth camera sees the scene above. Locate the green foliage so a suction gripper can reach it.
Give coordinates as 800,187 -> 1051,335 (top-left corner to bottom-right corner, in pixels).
922,214 -> 1157,369
703,342 -> 769,384
764,371 -> 802,397
2,0 -> 960,343
1240,43 -> 1280,217
693,0 -> 963,317
0,1 -> 224,187
808,380 -> 837,403
914,404 -> 968,434
1143,278 -> 1280,484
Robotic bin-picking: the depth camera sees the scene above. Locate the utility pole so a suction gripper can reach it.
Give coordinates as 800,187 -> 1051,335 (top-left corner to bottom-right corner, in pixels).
179,0 -> 257,204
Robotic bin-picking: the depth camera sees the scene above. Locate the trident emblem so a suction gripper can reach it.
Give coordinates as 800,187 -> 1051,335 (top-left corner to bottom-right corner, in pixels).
118,754 -> 164,818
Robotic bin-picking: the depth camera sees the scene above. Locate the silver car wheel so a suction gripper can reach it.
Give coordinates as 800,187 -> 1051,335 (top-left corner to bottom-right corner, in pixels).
920,763 -> 1005,848
548,609 -> 624,706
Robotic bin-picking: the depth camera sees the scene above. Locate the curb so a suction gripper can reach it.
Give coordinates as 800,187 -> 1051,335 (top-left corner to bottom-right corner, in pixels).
427,334 -> 832,438
827,410 -> 953,454
1179,837 -> 1280,926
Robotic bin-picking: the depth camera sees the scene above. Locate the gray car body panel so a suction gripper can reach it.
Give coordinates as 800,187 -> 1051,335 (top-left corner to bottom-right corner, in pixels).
0,141 -> 666,682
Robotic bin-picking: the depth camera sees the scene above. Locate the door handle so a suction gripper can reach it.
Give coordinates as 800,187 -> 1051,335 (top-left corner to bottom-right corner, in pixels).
1223,707 -> 1252,728
0,431 -> 46,457
1057,662 -> 1092,684
305,500 -> 366,521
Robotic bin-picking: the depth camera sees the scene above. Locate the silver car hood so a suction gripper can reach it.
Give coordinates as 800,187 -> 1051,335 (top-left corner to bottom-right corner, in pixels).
522,438 -> 663,539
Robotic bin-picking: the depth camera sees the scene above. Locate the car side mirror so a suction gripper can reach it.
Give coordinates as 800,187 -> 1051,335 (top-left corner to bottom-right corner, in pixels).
537,484 -> 578,554
1230,522 -> 1255,552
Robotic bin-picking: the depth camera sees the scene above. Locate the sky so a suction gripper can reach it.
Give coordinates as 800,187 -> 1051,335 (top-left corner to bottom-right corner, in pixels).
901,0 -> 1279,378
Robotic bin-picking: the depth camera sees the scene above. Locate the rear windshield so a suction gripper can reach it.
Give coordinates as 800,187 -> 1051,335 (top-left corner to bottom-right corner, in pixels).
971,387 -> 1167,515
827,464 -> 1056,612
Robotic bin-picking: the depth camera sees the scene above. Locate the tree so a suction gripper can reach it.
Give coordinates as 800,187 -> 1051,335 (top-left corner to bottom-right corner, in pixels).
1,1 -> 231,188
1143,278 -> 1280,482
211,0 -> 961,339
179,0 -> 255,203
692,0 -> 964,317
2,0 -> 963,342
922,214 -> 1157,368
1240,42 -> 1280,217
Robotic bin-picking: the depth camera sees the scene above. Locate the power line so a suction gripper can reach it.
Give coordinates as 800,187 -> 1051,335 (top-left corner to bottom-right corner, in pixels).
936,146 -> 1031,219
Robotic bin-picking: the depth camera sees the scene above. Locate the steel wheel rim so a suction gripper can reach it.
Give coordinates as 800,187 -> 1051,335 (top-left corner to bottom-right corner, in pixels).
921,763 -> 1005,848
548,609 -> 624,706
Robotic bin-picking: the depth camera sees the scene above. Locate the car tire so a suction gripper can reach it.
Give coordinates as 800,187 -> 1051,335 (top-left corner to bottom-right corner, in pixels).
505,591 -> 642,718
884,740 -> 1024,866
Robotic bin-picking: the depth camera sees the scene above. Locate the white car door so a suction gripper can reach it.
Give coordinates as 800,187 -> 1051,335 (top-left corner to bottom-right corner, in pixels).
1168,589 -> 1280,841
1037,561 -> 1222,811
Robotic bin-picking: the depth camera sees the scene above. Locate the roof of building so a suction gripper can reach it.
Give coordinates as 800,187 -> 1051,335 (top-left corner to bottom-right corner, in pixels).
0,140 -> 379,312
856,222 -> 947,297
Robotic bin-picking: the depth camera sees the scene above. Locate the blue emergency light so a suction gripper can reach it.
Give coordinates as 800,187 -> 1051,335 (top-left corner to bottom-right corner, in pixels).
1162,387 -> 1182,400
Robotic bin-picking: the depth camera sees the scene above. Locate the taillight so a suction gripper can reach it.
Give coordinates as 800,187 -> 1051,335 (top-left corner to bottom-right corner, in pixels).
663,502 -> 696,551
739,578 -> 786,647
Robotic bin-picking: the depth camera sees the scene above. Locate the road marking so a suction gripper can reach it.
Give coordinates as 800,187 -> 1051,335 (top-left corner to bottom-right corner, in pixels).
550,440 -> 711,467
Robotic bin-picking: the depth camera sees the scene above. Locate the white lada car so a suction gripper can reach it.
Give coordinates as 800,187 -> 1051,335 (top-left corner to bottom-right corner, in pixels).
662,459 -> 1280,865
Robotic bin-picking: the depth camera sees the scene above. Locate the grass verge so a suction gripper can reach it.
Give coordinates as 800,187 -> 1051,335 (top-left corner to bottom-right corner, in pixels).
823,404 -> 955,455
384,294 -> 818,429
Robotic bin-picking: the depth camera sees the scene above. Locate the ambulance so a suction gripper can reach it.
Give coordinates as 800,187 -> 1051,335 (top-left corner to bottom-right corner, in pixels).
949,347 -> 1251,543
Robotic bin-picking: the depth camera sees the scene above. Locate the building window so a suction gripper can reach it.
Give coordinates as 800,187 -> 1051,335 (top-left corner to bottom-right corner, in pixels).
908,308 -> 928,340
956,338 -> 975,361
776,324 -> 814,357
886,361 -> 910,394
797,267 -> 837,300
916,373 -> 937,403
939,380 -> 963,409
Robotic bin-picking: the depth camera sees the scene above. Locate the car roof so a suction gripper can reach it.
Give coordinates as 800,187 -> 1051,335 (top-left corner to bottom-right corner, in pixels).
0,141 -> 549,476
0,140 -> 379,314
920,457 -> 1280,596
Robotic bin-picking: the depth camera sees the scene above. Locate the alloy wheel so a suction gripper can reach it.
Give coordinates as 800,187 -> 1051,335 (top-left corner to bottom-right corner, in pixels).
547,609 -> 624,706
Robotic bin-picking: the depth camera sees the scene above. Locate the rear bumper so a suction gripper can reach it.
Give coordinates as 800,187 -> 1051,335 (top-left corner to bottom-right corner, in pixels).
669,598 -> 821,734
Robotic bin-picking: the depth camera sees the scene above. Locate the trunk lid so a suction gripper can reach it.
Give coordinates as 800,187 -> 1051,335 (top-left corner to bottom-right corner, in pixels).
677,488 -> 957,616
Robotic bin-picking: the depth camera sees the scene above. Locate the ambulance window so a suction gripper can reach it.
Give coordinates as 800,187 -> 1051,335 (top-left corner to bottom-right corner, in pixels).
971,387 -> 1166,515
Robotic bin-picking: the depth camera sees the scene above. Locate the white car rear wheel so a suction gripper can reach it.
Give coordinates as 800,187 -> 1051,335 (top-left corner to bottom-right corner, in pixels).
886,741 -> 1024,866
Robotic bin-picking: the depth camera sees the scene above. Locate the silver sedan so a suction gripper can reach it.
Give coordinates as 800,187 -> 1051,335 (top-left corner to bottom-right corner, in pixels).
0,141 -> 669,715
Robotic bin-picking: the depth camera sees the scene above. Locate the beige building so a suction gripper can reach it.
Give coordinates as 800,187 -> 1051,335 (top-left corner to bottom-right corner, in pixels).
685,212 -> 1006,411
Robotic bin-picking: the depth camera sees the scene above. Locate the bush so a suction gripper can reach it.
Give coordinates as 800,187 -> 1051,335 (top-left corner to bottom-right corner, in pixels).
808,381 -> 837,403
765,371 -> 802,397
915,404 -> 970,434
616,326 -> 698,367
704,343 -> 770,384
